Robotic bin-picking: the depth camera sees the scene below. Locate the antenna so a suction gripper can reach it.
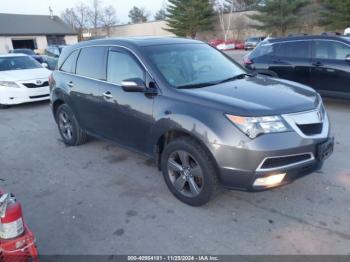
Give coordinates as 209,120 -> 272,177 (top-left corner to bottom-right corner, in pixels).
49,6 -> 54,19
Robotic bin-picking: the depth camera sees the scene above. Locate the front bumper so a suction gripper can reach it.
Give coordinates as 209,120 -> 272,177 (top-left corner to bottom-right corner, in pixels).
213,131 -> 333,191
0,85 -> 50,105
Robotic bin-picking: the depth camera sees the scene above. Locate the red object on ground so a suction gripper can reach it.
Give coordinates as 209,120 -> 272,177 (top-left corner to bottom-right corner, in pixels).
0,190 -> 39,262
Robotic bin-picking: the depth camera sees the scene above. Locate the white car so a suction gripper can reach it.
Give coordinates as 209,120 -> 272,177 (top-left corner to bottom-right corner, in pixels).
0,54 -> 51,108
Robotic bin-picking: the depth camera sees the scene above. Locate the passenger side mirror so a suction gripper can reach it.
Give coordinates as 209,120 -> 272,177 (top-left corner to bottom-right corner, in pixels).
121,78 -> 146,92
346,54 -> 350,62
41,63 -> 48,68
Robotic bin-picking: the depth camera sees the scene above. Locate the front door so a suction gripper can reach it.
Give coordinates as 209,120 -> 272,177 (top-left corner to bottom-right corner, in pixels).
98,47 -> 155,153
310,40 -> 350,96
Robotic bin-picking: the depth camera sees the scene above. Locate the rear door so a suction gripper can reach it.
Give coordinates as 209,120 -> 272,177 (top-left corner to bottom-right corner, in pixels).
69,46 -> 109,134
269,40 -> 312,86
310,40 -> 350,95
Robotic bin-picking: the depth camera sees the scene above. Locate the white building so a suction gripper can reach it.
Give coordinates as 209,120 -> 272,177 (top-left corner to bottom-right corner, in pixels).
0,13 -> 78,54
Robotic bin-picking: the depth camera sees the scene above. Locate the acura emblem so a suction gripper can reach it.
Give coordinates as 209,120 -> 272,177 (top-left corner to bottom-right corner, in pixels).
36,80 -> 42,85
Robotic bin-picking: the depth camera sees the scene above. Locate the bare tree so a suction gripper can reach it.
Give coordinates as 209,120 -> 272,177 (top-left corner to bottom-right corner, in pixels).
128,6 -> 149,24
232,14 -> 247,40
89,0 -> 102,34
101,5 -> 118,37
213,0 -> 235,41
61,2 -> 92,40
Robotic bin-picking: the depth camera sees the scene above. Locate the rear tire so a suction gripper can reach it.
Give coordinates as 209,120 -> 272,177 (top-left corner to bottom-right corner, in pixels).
161,137 -> 219,206
0,104 -> 9,109
56,104 -> 89,146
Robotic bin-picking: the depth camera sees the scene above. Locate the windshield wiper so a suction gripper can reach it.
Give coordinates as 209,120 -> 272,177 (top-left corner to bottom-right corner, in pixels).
217,73 -> 256,84
176,81 -> 218,89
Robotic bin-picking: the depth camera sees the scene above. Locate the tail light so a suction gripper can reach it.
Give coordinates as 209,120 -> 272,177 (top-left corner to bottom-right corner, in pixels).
243,56 -> 253,65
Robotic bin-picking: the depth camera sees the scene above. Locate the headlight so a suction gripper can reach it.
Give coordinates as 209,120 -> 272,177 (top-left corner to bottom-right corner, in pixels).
226,114 -> 290,139
0,81 -> 20,88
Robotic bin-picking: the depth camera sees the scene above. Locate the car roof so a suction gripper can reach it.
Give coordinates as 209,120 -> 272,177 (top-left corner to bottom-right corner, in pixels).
58,36 -> 204,69
265,35 -> 350,44
71,36 -> 202,49
0,53 -> 27,57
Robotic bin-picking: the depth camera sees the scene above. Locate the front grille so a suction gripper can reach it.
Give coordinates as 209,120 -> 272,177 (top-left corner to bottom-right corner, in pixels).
23,81 -> 49,88
297,123 -> 323,136
29,94 -> 49,99
259,153 -> 313,170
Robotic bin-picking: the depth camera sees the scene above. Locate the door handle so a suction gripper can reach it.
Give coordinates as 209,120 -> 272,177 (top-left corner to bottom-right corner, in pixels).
67,81 -> 74,88
312,62 -> 323,67
103,91 -> 113,99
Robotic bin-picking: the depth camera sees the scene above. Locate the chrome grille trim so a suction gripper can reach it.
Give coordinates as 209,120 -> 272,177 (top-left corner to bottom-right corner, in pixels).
256,152 -> 315,172
282,103 -> 329,139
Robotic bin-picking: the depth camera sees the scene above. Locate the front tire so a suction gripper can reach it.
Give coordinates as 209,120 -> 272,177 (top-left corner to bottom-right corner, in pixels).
0,104 -> 9,109
56,104 -> 88,146
161,137 -> 219,206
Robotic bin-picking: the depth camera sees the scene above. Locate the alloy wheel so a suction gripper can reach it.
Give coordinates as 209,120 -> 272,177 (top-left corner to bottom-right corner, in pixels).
167,150 -> 204,198
58,111 -> 73,140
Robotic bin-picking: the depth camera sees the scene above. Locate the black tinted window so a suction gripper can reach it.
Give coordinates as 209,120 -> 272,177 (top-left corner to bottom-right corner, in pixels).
60,50 -> 79,73
314,41 -> 350,60
76,47 -> 107,80
250,44 -> 273,59
275,41 -> 310,58
107,51 -> 144,85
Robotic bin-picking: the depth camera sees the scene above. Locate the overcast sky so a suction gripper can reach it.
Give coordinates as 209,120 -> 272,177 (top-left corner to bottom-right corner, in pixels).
0,0 -> 166,24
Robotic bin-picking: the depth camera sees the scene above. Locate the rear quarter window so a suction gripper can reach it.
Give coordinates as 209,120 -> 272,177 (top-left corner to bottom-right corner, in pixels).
60,50 -> 79,73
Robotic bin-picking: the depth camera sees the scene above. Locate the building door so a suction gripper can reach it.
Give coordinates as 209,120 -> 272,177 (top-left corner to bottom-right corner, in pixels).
12,39 -> 36,49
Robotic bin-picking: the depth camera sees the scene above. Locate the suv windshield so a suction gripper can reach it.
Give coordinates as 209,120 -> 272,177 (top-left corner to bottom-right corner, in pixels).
145,44 -> 245,88
247,38 -> 260,42
0,56 -> 42,71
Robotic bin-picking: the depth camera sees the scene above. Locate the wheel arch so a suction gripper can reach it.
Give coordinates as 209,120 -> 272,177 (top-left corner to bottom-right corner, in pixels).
154,128 -> 220,175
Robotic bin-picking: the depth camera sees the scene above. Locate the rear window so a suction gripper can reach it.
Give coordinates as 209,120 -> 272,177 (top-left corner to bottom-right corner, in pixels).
250,44 -> 273,59
274,41 -> 311,58
76,47 -> 107,80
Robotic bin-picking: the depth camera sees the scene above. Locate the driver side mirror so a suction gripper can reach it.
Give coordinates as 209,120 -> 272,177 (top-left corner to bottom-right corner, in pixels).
41,62 -> 48,68
121,78 -> 146,92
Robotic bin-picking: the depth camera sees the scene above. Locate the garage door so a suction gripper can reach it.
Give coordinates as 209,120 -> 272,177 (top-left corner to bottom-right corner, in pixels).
12,39 -> 36,49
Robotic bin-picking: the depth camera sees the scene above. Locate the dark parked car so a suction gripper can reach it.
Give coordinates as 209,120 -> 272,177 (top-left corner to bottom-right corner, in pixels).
9,48 -> 44,63
44,45 -> 66,70
244,35 -> 350,99
50,37 -> 333,206
245,37 -> 265,50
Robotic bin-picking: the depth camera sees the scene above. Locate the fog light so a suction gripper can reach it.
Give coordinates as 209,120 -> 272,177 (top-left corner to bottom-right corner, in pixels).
253,173 -> 286,187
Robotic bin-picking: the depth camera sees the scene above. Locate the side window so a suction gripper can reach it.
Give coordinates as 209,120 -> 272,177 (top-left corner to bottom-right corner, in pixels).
76,47 -> 107,80
275,41 -> 310,58
107,51 -> 144,85
315,41 -> 350,60
60,50 -> 79,73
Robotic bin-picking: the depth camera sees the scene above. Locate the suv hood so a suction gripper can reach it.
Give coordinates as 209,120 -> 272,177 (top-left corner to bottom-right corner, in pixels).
182,75 -> 319,116
0,68 -> 51,81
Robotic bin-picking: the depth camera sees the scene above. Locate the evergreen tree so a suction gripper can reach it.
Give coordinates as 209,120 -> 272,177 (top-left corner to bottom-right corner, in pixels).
248,0 -> 309,36
128,6 -> 149,24
321,0 -> 350,30
166,0 -> 214,38
155,9 -> 167,21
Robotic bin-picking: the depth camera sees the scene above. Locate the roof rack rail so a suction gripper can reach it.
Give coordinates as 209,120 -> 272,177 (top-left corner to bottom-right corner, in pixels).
287,33 -> 308,37
321,32 -> 342,36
